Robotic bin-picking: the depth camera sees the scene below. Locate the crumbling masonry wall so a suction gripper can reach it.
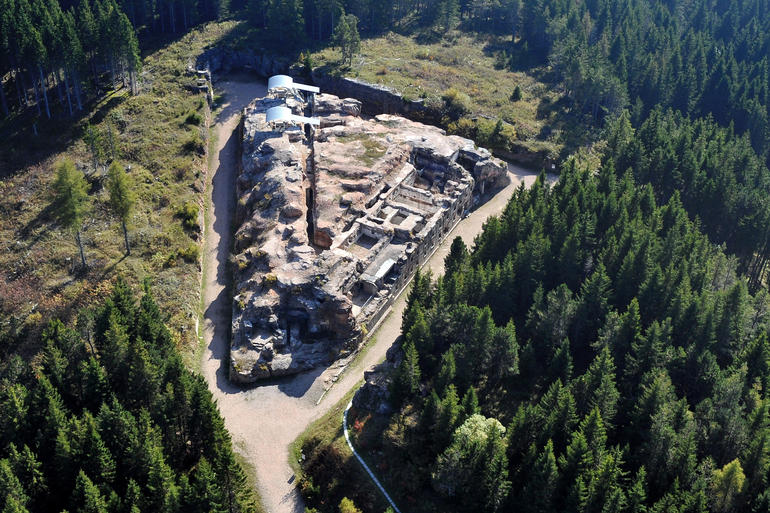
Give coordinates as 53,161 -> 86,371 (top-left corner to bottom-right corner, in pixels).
229,92 -> 506,383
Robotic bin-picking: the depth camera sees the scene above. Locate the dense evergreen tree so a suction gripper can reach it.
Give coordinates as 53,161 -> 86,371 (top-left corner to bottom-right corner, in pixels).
0,0 -> 141,120
0,281 -> 256,513
106,161 -> 135,255
331,13 -> 360,67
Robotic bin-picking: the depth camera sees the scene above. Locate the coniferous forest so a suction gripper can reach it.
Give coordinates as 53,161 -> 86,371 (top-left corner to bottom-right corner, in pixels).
378,165 -> 770,512
0,279 -> 256,512
4,0 -> 770,512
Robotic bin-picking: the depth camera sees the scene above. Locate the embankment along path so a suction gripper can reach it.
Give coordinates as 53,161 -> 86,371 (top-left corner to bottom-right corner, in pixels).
200,76 -> 555,513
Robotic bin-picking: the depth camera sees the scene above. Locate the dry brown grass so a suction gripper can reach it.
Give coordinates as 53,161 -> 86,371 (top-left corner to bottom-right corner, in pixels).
311,31 -> 596,161
0,20 -> 245,353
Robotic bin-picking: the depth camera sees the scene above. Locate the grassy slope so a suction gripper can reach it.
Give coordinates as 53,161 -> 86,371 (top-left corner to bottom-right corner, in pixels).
290,387 -> 392,513
0,21 -> 243,355
311,31 -> 600,163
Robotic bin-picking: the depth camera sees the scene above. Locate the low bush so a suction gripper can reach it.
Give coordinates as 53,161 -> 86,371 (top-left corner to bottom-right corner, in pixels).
441,87 -> 471,120
184,111 -> 203,125
178,243 -> 200,263
182,134 -> 205,155
176,201 -> 199,230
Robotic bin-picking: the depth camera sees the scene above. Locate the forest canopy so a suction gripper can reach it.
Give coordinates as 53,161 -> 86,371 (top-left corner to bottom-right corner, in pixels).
0,279 -> 256,513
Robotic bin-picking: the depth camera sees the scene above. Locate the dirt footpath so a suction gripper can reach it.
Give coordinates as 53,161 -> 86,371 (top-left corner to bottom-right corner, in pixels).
200,75 -> 555,513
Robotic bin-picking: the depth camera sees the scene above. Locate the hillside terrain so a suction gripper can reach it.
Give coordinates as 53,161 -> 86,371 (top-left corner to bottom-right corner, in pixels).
0,21 -> 243,361
2,0 -> 770,512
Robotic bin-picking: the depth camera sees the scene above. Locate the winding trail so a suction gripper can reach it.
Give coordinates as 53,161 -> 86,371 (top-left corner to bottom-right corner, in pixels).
200,75 -> 554,513
343,401 -> 403,513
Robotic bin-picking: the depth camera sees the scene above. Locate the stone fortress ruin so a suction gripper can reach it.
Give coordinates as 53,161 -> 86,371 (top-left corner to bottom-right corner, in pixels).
229,75 -> 507,383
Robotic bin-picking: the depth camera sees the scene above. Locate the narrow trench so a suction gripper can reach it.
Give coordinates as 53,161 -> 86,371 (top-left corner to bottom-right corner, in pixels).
304,93 -> 318,246
305,183 -> 315,244
305,136 -> 316,245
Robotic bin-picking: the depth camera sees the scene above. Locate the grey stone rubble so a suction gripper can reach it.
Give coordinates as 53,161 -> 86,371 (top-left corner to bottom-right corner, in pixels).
352,343 -> 404,415
229,90 -> 506,383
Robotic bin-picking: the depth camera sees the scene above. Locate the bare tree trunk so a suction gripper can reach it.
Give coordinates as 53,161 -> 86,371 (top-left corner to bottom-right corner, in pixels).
76,229 -> 87,268
170,2 -> 177,33
110,56 -> 116,87
90,55 -> 99,88
120,61 -> 127,89
38,65 -> 51,119
122,220 -> 130,255
55,68 -> 66,113
20,71 -> 30,106
182,4 -> 188,30
63,69 -> 74,116
0,79 -> 8,116
72,69 -> 83,111
14,71 -> 24,108
30,70 -> 42,117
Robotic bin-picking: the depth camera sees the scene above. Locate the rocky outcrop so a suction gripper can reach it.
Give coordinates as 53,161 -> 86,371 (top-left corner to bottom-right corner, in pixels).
230,91 -> 505,384
352,344 -> 403,415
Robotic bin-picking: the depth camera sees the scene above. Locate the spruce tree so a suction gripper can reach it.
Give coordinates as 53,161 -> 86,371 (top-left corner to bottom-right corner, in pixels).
106,162 -> 135,255
521,439 -> 559,513
392,340 -> 421,405
332,13 -> 360,67
51,159 -> 92,269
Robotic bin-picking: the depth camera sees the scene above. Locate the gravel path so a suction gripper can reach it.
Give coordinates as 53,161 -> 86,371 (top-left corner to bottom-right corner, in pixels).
200,76 -> 554,513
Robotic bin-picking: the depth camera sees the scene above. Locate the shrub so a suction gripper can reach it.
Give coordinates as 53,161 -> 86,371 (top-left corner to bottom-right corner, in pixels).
184,111 -> 202,126
182,134 -> 205,155
423,95 -> 444,112
510,85 -> 523,102
476,118 -> 517,152
298,51 -> 315,76
171,157 -> 191,181
495,50 -> 509,70
441,87 -> 471,120
339,497 -> 362,513
178,243 -> 200,263
447,117 -> 477,139
176,202 -> 199,230
415,48 -> 432,60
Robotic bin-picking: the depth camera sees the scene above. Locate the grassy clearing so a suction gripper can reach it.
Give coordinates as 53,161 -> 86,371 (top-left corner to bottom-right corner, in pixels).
312,31 -> 600,162
289,388 -> 357,473
0,20 -> 243,356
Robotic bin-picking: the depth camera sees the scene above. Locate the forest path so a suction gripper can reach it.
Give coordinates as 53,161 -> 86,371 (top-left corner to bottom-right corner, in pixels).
199,74 -> 552,513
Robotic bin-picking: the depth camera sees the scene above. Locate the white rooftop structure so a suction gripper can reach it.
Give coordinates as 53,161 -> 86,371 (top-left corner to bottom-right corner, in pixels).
265,105 -> 320,127
268,75 -> 320,96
